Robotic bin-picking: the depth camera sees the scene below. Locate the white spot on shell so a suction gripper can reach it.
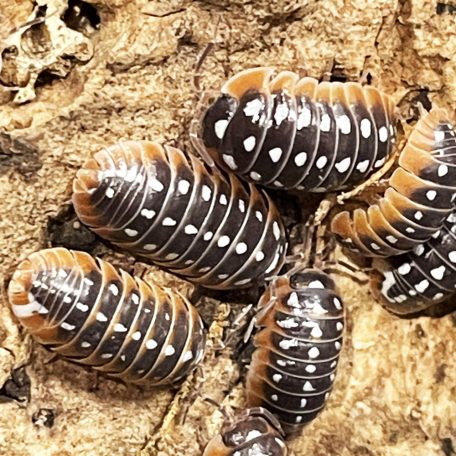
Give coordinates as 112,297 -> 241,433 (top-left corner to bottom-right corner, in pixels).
316,156 -> 328,169
203,231 -> 213,241
140,208 -> 155,219
414,211 -> 423,221
243,135 -> 256,152
146,339 -> 158,350
105,187 -> 115,198
202,185 -> 212,201
308,280 -> 324,289
320,113 -> 331,132
114,323 -> 128,332
435,130 -> 445,142
182,350 -> 193,362
132,331 -> 141,340
335,157 -> 351,173
426,190 -> 437,201
386,235 -> 397,244
356,160 -> 369,173
273,222 -> 281,240
217,235 -> 230,247
438,164 -> 449,177
338,114 -> 351,134
294,152 -> 307,167
214,119 -> 229,139
360,118 -> 371,138
297,105 -> 311,130
61,322 -> 75,331
235,242 -> 248,254
250,171 -> 261,181
308,347 -> 320,358
222,154 -> 237,170
379,126 -> 388,142
219,194 -> 228,205
125,228 -> 138,237
398,263 -> 411,275
185,224 -> 198,235
448,251 -> 456,263
96,312 -> 108,322
303,381 -> 315,391
255,251 -> 265,262
143,244 -> 156,251
150,177 -> 164,192
165,345 -> 176,356
415,279 -> 430,293
162,217 -> 177,226
76,303 -> 89,312
269,147 -> 283,163
272,374 -> 282,383
430,265 -> 446,280
305,365 -> 316,374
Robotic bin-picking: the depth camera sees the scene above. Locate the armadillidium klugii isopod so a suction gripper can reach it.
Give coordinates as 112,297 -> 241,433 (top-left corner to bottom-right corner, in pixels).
331,109 -> 456,257
198,67 -> 397,192
245,269 -> 344,436
203,407 -> 287,455
72,141 -> 287,289
7,248 -> 206,385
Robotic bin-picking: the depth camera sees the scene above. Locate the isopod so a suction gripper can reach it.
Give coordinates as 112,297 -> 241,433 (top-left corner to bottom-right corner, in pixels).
331,108 -> 456,257
198,67 -> 397,192
7,248 -> 206,385
245,269 -> 344,436
72,141 -> 287,289
375,211 -> 456,314
203,407 -> 287,455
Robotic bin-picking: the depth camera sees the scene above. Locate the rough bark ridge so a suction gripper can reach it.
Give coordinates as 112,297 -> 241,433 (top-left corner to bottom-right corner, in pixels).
0,1 -> 455,455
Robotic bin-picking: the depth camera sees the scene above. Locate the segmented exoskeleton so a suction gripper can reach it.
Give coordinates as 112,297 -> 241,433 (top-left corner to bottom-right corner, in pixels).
199,67 -> 397,192
72,141 -> 287,289
7,248 -> 206,385
245,269 -> 344,436
203,407 -> 287,455
331,109 -> 456,257
375,211 -> 456,314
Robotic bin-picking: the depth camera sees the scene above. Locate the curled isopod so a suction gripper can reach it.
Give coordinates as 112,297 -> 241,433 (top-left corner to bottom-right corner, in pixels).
7,248 -> 206,385
203,407 -> 287,455
72,141 -> 287,289
245,269 -> 344,436
198,67 -> 397,192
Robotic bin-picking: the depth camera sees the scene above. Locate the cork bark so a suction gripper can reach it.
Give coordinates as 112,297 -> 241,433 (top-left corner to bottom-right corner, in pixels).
1,1 -> 455,455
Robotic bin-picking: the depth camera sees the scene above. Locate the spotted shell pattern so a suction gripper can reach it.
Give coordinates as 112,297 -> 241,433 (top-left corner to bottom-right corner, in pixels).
245,270 -> 344,435
7,248 -> 206,385
201,67 -> 397,192
377,211 -> 456,314
72,141 -> 287,290
331,109 -> 456,257
203,407 -> 287,456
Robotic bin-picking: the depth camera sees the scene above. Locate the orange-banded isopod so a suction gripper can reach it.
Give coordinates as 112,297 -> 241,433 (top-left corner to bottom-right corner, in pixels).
245,269 -> 344,436
331,109 -> 456,257
375,211 -> 456,314
7,248 -> 206,385
72,141 -> 287,290
199,67 -> 397,192
203,407 -> 287,455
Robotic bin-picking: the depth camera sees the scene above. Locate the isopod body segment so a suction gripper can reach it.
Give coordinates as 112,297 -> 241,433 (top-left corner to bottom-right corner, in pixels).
245,269 -> 344,436
203,407 -> 287,455
331,109 -> 456,257
72,141 -> 287,290
200,67 -> 397,192
7,248 -> 206,385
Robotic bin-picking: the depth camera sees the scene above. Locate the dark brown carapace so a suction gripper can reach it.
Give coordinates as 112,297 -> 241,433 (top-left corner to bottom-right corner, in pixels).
331,108 -> 456,257
373,210 -> 456,314
203,407 -> 287,455
199,67 -> 397,192
72,141 -> 287,290
7,248 -> 206,385
245,269 -> 344,436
